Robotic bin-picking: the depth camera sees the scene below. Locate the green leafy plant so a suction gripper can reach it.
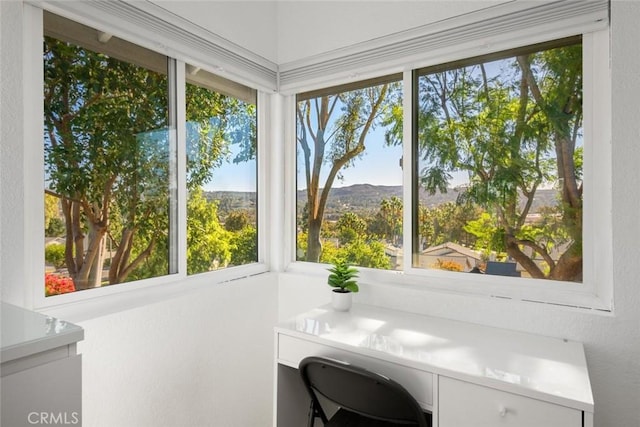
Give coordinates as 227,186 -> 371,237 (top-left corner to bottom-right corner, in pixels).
327,259 -> 359,293
45,243 -> 66,268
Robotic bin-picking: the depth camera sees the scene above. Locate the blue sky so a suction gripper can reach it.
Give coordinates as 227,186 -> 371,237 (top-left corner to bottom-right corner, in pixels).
202,143 -> 257,193
295,125 -> 404,191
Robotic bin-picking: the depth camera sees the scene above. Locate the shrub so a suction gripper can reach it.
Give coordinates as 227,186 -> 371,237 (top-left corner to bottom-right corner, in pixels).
45,243 -> 66,268
45,273 -> 75,296
432,259 -> 464,272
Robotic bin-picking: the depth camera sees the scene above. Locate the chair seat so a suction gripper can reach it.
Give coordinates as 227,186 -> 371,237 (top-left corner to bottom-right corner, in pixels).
326,408 -> 432,427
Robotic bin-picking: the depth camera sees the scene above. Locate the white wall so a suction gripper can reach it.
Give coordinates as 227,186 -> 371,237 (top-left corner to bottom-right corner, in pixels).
278,5 -> 640,427
0,3 -> 278,426
78,273 -> 278,427
0,0 -> 28,307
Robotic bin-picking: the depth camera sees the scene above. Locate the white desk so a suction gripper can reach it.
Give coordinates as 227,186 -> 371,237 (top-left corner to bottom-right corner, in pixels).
274,304 -> 593,427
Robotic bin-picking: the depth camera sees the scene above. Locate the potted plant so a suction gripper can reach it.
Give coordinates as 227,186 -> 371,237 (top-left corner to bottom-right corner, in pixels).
327,259 -> 359,311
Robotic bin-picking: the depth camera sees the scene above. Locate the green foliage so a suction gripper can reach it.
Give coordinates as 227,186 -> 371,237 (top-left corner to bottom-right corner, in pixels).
298,224 -> 391,270
185,83 -> 256,189
45,243 -> 66,268
368,197 -> 403,246
385,43 -> 584,281
44,194 -> 60,232
44,35 -> 256,288
44,35 -> 173,287
45,218 -> 65,237
419,202 -> 480,249
229,226 -> 257,266
187,189 -> 232,275
327,259 -> 359,293
336,212 -> 367,245
463,212 -> 505,256
336,239 -> 391,270
297,81 -> 402,262
225,211 -> 250,232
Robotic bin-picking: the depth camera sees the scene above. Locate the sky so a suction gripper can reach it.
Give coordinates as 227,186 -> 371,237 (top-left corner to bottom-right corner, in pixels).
295,126 -> 404,191
203,143 -> 257,192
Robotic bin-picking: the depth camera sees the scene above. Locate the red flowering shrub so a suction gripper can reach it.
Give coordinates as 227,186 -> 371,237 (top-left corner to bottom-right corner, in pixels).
45,273 -> 75,296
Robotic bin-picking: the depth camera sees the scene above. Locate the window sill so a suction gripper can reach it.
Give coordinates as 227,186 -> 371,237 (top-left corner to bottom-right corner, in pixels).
38,264 -> 271,323
284,261 -> 613,316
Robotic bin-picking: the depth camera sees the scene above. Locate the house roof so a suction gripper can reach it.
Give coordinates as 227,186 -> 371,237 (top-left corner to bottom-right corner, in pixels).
421,242 -> 481,260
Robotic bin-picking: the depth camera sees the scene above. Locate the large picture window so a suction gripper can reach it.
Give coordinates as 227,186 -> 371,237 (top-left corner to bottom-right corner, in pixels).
411,38 -> 584,283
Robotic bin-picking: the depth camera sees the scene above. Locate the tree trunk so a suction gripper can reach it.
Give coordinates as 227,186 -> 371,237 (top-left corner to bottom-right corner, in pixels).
307,217 -> 323,263
549,242 -> 582,282
74,221 -> 107,290
505,238 -> 546,279
87,225 -> 106,288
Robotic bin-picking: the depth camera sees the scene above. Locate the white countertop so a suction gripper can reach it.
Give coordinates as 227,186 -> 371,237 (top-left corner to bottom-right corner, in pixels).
275,304 -> 594,412
1,302 -> 84,363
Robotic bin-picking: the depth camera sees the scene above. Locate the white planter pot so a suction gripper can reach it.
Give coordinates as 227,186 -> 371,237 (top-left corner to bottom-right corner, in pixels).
331,290 -> 352,311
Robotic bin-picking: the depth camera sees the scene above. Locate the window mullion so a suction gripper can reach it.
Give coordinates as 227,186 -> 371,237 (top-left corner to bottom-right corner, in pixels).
175,60 -> 188,277
402,71 -> 414,273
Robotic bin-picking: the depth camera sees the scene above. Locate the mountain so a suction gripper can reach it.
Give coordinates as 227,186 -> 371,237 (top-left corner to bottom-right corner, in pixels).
296,184 -> 559,218
203,183 -> 559,220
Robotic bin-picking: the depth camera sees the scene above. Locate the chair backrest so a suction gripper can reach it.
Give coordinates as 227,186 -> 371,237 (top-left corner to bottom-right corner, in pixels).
299,356 -> 428,426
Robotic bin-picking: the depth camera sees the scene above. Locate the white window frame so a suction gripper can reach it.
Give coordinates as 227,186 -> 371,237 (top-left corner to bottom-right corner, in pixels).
286,28 -> 612,312
24,4 -> 270,314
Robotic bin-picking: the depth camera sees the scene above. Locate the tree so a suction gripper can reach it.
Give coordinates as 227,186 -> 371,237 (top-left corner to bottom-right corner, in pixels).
463,212 -> 505,260
229,225 -> 257,266
225,211 -> 250,232
297,82 -> 400,262
44,193 -> 60,233
334,238 -> 390,270
186,189 -> 232,274
44,36 -> 255,290
336,212 -> 367,245
369,196 -> 403,246
388,43 -> 583,281
44,37 -> 172,289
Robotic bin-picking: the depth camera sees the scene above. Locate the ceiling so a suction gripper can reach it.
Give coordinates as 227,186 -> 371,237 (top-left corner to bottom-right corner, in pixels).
147,1 -> 509,64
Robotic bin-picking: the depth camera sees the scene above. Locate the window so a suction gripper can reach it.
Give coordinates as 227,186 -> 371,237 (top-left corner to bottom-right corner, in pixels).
185,66 -> 258,274
296,77 -> 403,270
291,28 -> 611,308
412,38 -> 585,283
42,12 -> 260,297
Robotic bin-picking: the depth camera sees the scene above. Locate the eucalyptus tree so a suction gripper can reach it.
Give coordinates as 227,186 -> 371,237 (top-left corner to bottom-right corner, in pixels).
392,43 -> 584,281
297,82 -> 401,262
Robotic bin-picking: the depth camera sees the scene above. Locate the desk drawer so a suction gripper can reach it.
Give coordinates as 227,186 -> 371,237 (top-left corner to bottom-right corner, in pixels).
439,376 -> 582,427
277,334 -> 433,409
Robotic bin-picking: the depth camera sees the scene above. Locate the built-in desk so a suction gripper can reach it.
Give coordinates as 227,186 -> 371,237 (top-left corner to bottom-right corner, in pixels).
274,304 -> 593,427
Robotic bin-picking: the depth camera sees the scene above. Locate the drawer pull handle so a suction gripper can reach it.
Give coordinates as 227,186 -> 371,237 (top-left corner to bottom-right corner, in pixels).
499,406 -> 508,417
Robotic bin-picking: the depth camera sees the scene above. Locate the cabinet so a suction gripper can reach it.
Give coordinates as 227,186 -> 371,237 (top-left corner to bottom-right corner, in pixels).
1,303 -> 84,427
274,304 -> 593,427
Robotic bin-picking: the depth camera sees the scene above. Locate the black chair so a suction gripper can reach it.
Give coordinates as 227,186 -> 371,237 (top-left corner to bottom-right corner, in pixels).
299,356 -> 431,427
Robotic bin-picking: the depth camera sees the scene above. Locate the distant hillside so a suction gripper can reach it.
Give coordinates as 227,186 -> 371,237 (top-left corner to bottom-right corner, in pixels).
203,190 -> 256,217
296,184 -> 559,219
203,184 -> 559,220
